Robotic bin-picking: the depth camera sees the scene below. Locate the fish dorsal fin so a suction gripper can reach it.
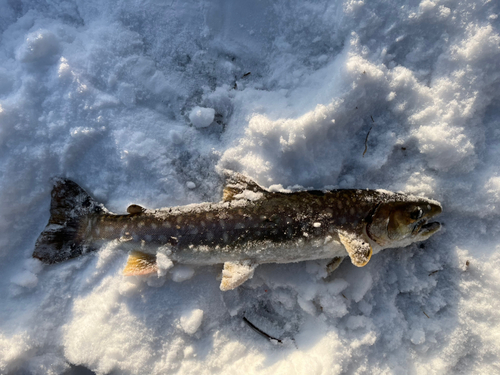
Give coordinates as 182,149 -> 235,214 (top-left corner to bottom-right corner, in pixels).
222,170 -> 267,202
127,204 -> 145,214
338,231 -> 373,267
123,251 -> 157,276
220,261 -> 257,291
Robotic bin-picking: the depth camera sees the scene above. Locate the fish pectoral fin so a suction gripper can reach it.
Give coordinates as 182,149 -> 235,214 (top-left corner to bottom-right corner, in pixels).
123,251 -> 157,276
222,170 -> 268,202
127,204 -> 145,215
220,261 -> 257,291
338,231 -> 373,267
326,257 -> 344,274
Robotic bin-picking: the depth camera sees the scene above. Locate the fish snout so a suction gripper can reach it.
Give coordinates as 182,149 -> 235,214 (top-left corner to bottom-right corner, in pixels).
428,203 -> 442,217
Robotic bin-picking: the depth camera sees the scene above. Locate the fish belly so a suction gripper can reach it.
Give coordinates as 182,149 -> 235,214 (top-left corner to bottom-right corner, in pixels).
120,234 -> 347,266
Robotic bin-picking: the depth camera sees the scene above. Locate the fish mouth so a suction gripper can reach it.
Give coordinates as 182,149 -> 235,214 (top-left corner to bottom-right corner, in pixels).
413,220 -> 441,236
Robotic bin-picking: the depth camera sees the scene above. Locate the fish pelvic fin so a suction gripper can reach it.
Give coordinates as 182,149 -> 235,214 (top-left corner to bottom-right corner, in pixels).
338,231 -> 373,267
220,261 -> 257,291
222,170 -> 268,202
123,251 -> 158,276
33,179 -> 105,264
326,257 -> 344,274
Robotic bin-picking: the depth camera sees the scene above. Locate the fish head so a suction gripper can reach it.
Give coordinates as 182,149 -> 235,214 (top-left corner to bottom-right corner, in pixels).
366,196 -> 442,249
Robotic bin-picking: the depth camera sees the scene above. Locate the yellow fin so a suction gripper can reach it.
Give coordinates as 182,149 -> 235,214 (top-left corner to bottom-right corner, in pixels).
123,251 -> 157,276
220,261 -> 257,291
338,231 -> 372,267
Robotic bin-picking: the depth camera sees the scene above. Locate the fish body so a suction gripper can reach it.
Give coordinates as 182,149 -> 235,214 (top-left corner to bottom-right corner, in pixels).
33,172 -> 442,290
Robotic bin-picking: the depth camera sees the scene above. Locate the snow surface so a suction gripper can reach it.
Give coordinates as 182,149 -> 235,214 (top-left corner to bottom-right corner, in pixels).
0,0 -> 499,374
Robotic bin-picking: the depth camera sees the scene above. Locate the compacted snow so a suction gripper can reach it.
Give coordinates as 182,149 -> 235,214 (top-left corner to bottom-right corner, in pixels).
0,0 -> 499,374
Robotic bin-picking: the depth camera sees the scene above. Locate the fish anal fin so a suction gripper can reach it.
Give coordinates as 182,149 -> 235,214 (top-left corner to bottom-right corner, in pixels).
338,231 -> 372,267
127,204 -> 145,214
220,261 -> 257,291
123,251 -> 157,276
222,170 -> 268,202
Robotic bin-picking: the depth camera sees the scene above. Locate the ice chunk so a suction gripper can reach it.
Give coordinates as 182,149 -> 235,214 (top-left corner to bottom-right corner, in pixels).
345,272 -> 373,303
16,29 -> 60,63
297,296 -> 317,315
179,309 -> 203,335
189,106 -> 215,128
10,271 -> 38,288
118,278 -> 143,297
117,83 -> 136,107
186,181 -> 196,189
411,329 -> 426,345
171,265 -> 195,282
23,258 -> 44,274
156,252 -> 174,277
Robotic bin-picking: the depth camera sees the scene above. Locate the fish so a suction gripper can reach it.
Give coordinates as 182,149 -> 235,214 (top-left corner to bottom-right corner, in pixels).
32,171 -> 442,291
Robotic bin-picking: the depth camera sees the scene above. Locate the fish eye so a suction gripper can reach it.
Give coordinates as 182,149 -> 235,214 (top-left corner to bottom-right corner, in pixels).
409,207 -> 423,221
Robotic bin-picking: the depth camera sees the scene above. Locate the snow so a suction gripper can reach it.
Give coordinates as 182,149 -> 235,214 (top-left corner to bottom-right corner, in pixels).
0,0 -> 499,374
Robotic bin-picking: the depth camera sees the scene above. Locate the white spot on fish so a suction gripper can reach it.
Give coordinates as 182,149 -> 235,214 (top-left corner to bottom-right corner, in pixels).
313,222 -> 321,228
303,232 -> 309,237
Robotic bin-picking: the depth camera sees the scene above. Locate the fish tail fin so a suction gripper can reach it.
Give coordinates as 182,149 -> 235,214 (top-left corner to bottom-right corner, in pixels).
33,178 -> 104,264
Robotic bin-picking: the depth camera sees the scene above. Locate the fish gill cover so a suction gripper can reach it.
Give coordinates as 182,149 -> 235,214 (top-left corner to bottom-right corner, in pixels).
0,0 -> 499,374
